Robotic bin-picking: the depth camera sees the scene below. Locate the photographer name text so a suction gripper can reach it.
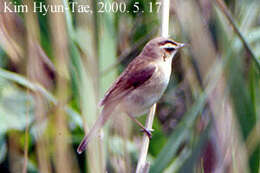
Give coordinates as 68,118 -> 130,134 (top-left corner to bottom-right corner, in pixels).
2,1 -> 93,15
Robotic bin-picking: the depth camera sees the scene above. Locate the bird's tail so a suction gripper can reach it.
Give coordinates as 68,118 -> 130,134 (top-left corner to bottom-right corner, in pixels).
77,103 -> 116,154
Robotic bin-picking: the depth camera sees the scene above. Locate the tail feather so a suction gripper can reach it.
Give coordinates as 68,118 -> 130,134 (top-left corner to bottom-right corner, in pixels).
77,104 -> 115,154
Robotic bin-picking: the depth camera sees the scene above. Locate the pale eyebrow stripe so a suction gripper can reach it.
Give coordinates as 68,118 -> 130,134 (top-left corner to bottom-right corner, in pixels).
159,40 -> 177,46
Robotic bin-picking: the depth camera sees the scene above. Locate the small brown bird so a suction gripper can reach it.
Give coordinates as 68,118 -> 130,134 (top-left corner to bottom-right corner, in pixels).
77,37 -> 186,154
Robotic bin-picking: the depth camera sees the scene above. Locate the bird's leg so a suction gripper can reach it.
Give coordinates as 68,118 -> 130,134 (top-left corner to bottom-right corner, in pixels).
126,113 -> 153,139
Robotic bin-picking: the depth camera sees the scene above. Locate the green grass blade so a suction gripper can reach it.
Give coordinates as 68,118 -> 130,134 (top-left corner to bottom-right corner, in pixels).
0,68 -> 83,127
150,58 -> 224,173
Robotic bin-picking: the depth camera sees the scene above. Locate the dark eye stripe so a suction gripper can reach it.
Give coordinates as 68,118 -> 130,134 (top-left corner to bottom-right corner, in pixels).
159,40 -> 177,46
165,47 -> 175,52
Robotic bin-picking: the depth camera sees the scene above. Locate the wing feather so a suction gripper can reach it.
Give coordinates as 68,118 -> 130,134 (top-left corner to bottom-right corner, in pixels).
99,58 -> 156,106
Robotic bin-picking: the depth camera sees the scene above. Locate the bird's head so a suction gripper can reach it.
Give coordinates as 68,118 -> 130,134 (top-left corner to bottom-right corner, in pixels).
141,37 -> 186,62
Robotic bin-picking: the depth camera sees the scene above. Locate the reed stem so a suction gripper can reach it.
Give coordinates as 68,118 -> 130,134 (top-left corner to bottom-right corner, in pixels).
136,0 -> 170,172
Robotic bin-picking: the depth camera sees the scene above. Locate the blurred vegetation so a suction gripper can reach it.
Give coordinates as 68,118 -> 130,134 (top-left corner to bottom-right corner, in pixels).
0,0 -> 259,173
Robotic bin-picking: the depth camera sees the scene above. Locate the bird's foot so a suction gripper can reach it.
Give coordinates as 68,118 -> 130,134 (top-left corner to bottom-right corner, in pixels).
140,128 -> 154,139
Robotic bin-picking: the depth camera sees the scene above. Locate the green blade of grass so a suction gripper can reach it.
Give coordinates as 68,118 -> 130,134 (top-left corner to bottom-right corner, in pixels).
150,58 -> 224,173
150,91 -> 207,173
0,68 -> 83,127
178,122 -> 211,173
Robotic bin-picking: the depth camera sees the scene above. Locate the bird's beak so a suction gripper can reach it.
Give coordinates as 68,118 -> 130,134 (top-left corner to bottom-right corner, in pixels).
177,43 -> 187,49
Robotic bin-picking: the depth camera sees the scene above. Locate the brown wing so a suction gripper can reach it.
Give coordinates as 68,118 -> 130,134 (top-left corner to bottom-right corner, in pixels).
99,59 -> 156,106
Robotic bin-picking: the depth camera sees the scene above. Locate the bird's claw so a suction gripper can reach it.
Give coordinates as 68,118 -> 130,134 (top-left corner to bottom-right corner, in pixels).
140,128 -> 154,139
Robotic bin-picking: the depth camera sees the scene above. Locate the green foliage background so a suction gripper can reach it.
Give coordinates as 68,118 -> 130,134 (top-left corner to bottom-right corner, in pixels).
0,0 -> 259,172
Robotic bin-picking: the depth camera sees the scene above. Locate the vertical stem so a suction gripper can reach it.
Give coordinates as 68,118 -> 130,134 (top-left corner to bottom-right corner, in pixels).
136,0 -> 170,172
92,0 -> 100,96
24,2 -> 52,173
48,0 -> 78,172
136,104 -> 157,173
161,0 -> 170,37
22,90 -> 29,173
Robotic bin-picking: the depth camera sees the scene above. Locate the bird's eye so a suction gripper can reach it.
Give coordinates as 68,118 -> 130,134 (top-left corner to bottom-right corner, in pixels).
164,47 -> 175,52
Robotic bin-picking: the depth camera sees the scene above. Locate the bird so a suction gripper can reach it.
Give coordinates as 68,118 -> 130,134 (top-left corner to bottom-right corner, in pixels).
77,37 -> 186,154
